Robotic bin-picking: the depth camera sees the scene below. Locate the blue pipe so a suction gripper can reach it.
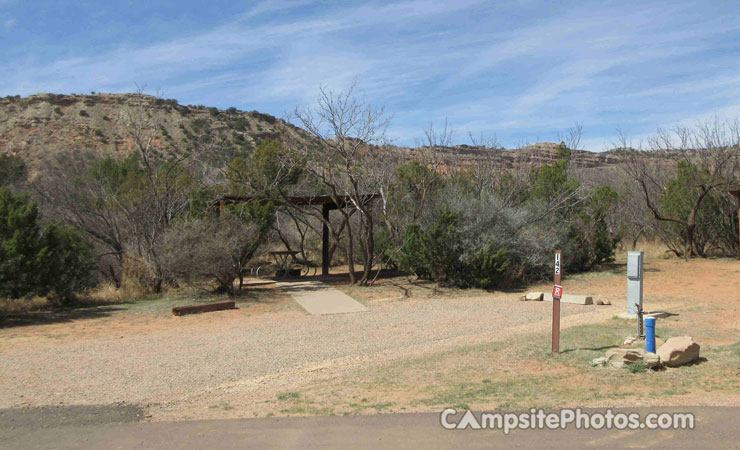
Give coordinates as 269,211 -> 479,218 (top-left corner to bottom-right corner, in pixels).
645,316 -> 656,353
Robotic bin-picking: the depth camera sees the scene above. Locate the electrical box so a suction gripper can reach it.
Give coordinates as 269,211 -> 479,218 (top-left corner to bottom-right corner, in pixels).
626,251 -> 644,315
627,252 -> 642,279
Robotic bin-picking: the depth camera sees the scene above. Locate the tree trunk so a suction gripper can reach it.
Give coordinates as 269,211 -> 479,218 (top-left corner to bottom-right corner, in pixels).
343,211 -> 356,284
685,223 -> 695,261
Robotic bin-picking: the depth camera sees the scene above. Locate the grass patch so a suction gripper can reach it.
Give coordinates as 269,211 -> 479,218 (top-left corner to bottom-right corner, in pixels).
370,402 -> 393,411
277,391 -> 301,401
208,402 -> 233,410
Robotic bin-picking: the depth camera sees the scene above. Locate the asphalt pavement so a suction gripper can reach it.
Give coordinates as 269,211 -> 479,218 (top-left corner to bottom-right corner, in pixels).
1,406 -> 737,449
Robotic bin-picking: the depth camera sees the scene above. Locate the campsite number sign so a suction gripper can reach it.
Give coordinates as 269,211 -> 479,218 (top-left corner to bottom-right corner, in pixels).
552,250 -> 562,354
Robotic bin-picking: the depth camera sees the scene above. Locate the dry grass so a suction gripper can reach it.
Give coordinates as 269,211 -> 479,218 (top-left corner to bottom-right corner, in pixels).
268,318 -> 740,416
616,239 -> 675,263
0,296 -> 49,315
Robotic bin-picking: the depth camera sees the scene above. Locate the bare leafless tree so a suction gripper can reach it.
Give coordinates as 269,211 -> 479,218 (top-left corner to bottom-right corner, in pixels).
622,118 -> 740,259
285,83 -> 392,284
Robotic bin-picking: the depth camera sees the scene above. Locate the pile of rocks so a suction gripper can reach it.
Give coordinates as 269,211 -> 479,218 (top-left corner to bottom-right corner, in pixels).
591,336 -> 700,369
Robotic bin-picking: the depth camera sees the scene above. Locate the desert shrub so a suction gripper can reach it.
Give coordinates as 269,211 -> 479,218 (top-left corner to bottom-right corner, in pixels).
0,189 -> 44,299
0,154 -> 26,187
398,224 -> 428,278
120,255 -> 160,297
565,186 -> 621,271
161,201 -> 275,294
0,188 -> 98,304
39,222 -> 99,303
79,109 -> 89,117
399,207 -> 465,284
469,243 -> 509,289
398,207 -> 509,289
388,143 -> 620,287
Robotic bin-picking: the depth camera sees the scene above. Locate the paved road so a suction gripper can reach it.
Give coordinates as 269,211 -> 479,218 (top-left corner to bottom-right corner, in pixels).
1,406 -> 736,449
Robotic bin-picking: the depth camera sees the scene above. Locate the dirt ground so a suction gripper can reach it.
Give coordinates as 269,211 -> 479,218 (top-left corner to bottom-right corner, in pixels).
1,256 -> 738,422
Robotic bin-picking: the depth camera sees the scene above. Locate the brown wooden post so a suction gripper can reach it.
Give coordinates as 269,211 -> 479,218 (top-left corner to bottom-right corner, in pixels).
731,190 -> 740,260
322,204 -> 330,276
552,250 -> 562,353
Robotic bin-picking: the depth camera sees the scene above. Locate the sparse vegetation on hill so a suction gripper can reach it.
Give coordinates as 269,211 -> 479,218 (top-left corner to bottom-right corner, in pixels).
0,93 -> 307,171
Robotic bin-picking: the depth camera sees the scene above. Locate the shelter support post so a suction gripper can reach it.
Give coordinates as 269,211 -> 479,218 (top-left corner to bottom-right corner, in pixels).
322,204 -> 330,276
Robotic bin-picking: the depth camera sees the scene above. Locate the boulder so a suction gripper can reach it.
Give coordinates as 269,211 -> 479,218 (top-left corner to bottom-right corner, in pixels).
657,336 -> 700,367
644,352 -> 661,369
596,299 -> 611,305
605,348 -> 646,368
522,292 -> 544,301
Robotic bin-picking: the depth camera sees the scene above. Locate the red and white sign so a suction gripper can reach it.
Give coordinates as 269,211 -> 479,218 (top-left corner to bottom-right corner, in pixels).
552,284 -> 563,299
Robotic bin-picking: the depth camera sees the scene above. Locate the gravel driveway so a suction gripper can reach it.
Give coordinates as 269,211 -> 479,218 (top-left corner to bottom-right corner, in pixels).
0,294 -> 612,416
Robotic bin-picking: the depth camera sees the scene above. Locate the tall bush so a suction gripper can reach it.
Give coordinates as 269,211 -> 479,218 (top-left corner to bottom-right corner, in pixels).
0,188 -> 98,304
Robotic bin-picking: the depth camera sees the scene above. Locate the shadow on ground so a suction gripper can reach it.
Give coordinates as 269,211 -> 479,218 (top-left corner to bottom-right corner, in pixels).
0,404 -> 144,429
560,344 -> 618,354
0,306 -> 128,329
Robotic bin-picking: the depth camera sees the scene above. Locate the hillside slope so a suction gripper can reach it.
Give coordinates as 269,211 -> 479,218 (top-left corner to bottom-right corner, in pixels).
0,93 -> 307,169
0,93 -> 677,173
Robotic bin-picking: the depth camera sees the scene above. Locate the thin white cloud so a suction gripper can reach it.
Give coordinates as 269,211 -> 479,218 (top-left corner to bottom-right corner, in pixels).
2,0 -> 740,150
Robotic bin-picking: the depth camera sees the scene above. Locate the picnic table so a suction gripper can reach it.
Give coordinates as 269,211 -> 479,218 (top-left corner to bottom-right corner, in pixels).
268,251 -> 318,278
269,250 -> 301,275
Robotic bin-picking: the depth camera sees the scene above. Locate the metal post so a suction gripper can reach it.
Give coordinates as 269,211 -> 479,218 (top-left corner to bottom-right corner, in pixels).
552,250 -> 562,354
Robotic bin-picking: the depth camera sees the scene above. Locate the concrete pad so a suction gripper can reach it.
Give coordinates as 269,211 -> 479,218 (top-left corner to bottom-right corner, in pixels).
279,281 -> 369,315
543,293 -> 594,305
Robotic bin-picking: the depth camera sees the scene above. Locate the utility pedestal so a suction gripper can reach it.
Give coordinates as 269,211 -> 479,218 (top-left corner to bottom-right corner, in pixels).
626,251 -> 644,316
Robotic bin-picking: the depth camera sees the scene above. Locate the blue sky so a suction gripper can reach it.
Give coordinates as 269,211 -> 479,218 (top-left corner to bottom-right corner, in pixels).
1,0 -> 740,150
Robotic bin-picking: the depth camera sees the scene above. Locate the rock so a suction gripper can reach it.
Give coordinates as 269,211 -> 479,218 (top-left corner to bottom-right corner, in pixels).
623,336 -> 637,346
543,294 -> 594,305
596,299 -> 612,305
523,292 -> 544,301
644,352 -> 661,369
591,357 -> 608,367
657,336 -> 700,367
605,348 -> 646,368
